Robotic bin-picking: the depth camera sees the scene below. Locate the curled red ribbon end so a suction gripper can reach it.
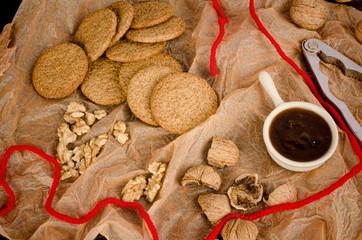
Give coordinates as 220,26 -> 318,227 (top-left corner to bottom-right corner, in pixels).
210,0 -> 228,76
0,145 -> 159,240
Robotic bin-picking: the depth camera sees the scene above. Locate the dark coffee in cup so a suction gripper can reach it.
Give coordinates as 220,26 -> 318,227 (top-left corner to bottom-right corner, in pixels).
269,107 -> 332,162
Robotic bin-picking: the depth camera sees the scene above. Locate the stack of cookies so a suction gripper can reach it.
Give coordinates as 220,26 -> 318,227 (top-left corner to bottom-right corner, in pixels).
32,1 -> 218,135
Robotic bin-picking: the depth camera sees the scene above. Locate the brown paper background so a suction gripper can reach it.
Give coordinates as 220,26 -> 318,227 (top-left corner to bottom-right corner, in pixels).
0,0 -> 361,239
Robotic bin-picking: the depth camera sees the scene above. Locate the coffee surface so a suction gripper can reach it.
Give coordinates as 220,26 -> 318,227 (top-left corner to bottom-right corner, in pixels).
269,108 -> 332,162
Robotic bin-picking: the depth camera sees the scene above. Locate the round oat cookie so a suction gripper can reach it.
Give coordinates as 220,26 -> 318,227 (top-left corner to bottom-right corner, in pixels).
151,72 -> 218,134
119,53 -> 182,94
106,38 -> 166,62
128,65 -> 181,126
131,1 -> 173,29
107,1 -> 134,47
32,43 -> 88,99
81,57 -> 126,105
126,16 -> 185,43
74,8 -> 117,62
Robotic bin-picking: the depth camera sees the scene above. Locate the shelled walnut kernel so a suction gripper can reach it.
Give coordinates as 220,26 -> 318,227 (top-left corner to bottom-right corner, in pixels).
113,121 -> 129,144
56,102 -> 109,180
121,176 -> 147,202
144,162 -> 167,202
120,161 -> 168,202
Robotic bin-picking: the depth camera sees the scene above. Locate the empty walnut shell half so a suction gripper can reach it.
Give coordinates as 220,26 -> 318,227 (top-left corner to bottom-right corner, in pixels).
198,193 -> 231,225
181,164 -> 221,190
227,173 -> 263,210
221,218 -> 258,240
263,182 -> 297,207
207,136 -> 240,168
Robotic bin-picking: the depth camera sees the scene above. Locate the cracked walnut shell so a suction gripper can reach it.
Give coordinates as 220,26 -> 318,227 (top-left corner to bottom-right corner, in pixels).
227,173 -> 263,210
290,0 -> 329,31
198,193 -> 231,225
221,218 -> 258,240
263,182 -> 297,207
181,165 -> 221,190
207,136 -> 239,168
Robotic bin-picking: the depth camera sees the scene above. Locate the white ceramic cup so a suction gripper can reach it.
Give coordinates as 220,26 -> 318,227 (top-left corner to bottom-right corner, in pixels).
259,71 -> 338,172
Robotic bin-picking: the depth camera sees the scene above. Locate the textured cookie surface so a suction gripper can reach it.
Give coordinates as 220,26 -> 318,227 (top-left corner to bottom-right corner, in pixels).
128,65 -> 181,126
74,8 -> 117,62
32,43 -> 88,99
151,73 -> 218,134
126,16 -> 185,43
119,53 -> 182,94
131,1 -> 173,29
106,38 -> 166,62
107,1 -> 134,46
81,57 -> 126,105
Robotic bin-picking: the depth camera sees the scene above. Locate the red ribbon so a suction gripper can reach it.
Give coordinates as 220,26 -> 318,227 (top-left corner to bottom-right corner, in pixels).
205,0 -> 362,239
1,1 -> 361,239
210,0 -> 228,76
0,145 -> 159,240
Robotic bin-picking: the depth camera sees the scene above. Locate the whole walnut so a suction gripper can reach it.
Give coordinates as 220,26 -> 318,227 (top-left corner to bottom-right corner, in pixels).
221,218 -> 258,240
290,0 -> 329,30
356,21 -> 362,44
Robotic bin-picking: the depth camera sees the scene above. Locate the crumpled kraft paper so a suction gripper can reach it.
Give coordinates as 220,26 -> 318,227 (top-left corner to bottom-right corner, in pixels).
0,0 -> 361,239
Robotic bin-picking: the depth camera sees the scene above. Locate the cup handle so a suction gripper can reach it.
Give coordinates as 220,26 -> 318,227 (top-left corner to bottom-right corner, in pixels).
258,71 -> 285,107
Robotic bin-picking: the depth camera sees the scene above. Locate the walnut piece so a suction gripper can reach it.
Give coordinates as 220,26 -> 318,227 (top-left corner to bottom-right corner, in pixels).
144,162 -> 167,202
56,123 -> 77,164
198,193 -> 231,225
221,218 -> 258,240
94,109 -> 107,120
263,182 -> 297,207
63,102 -> 86,124
227,173 -> 263,210
113,121 -> 129,144
71,119 -> 90,136
290,0 -> 329,31
181,165 -> 221,190
85,112 -> 96,126
121,175 -> 147,202
207,136 -> 239,168
355,21 -> 362,44
56,102 -> 110,180
58,134 -> 108,180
